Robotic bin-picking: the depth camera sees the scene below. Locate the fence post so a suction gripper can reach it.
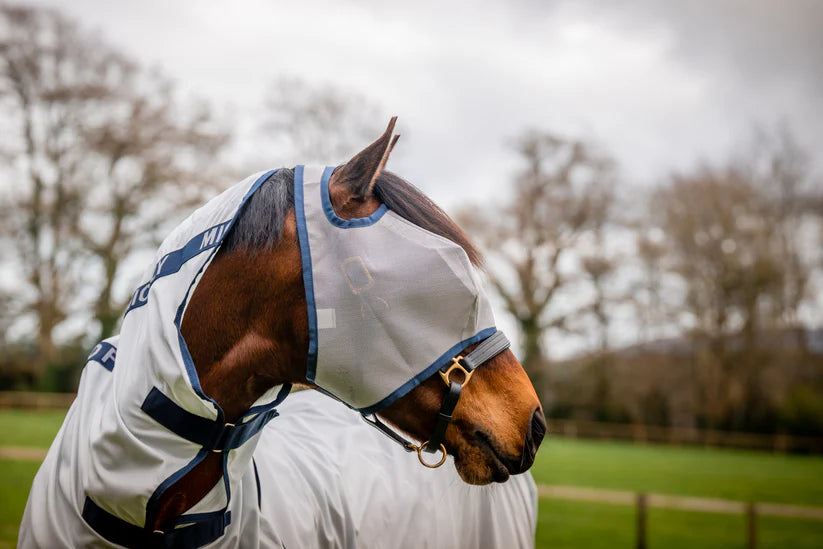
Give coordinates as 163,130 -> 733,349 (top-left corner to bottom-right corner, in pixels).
636,492 -> 647,549
746,502 -> 757,549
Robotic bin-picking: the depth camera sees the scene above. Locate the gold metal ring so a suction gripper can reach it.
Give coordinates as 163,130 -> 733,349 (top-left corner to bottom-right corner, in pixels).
416,441 -> 447,468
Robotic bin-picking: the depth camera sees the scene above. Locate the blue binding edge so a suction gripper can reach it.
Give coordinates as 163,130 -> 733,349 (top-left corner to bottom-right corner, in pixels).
142,169 -> 279,532
358,327 -> 497,416
82,495 -> 231,549
140,383 -> 290,532
125,221 -> 233,316
143,448 -> 215,530
320,165 -> 388,228
85,170 -> 290,547
86,341 -> 117,372
174,169 -> 277,401
294,166 -> 319,382
296,165 -> 388,382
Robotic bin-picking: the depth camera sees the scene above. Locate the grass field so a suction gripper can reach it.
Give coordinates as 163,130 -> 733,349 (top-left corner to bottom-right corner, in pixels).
1,409 -> 822,548
531,437 -> 823,506
0,409 -> 67,448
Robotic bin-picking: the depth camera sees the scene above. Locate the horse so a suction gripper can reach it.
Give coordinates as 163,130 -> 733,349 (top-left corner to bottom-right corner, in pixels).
19,118 -> 546,548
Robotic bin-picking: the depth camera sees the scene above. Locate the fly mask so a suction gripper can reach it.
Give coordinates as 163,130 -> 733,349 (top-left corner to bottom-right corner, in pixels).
295,165 -> 512,466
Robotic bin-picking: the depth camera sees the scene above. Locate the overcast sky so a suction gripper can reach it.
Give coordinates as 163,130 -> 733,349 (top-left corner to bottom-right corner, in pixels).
23,0 -> 821,355
34,0 -> 823,208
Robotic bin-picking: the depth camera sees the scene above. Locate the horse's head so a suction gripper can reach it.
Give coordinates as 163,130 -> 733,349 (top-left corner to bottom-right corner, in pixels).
324,118 -> 545,484
165,118 -> 544,529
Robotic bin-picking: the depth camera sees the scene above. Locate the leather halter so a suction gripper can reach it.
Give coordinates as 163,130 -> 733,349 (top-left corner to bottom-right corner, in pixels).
362,330 -> 511,468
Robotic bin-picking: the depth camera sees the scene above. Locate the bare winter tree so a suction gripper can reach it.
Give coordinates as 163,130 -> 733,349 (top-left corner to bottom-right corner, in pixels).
0,4 -> 229,380
650,127 -> 819,428
632,230 -> 669,343
260,76 -> 382,165
78,80 -> 228,340
744,126 -> 818,340
459,131 -> 614,401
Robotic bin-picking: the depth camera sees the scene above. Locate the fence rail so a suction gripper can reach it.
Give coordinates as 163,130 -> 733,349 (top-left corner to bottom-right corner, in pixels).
1,392 -> 822,453
550,418 -> 823,454
0,391 -> 75,409
538,484 -> 823,549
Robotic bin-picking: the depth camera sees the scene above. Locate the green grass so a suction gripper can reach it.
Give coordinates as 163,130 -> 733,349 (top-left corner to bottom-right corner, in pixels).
0,460 -> 40,549
531,437 -> 823,506
536,498 -> 823,549
536,498 -> 635,548
0,409 -> 67,448
0,409 -> 822,547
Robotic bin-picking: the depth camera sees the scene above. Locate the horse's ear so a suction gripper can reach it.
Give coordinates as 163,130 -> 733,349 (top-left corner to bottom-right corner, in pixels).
332,117 -> 399,199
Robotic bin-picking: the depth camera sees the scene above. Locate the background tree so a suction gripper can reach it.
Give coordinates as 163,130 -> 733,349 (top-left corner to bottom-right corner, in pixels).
744,127 -> 817,345
0,4 -> 229,385
77,73 -> 228,340
632,229 -> 670,343
649,128 -> 819,429
260,76 -> 382,165
459,131 -> 614,402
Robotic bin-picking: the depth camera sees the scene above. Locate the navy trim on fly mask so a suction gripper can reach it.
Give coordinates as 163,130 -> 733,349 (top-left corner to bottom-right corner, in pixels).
362,330 -> 512,460
295,165 -> 495,411
358,326 -> 496,416
294,165 -> 319,383
320,165 -> 388,228
296,166 -> 390,383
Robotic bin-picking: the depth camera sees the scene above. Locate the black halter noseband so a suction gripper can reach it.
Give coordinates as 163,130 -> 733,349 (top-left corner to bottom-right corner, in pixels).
362,330 -> 511,468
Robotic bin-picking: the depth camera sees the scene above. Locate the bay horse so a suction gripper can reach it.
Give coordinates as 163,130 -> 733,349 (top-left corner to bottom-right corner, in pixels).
19,118 -> 545,548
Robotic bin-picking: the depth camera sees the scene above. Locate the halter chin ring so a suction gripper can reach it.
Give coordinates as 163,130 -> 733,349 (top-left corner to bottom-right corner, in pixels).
416,442 -> 447,468
439,356 -> 474,387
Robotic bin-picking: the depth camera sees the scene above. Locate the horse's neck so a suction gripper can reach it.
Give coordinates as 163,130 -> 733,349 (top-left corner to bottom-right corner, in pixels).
148,245 -> 308,529
182,245 -> 309,417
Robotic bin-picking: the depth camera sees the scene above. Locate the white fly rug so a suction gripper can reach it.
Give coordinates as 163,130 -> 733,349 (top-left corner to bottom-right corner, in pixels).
18,167 -> 537,548
20,349 -> 537,548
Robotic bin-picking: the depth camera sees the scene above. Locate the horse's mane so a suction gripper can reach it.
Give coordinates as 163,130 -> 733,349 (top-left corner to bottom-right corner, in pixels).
222,168 -> 483,266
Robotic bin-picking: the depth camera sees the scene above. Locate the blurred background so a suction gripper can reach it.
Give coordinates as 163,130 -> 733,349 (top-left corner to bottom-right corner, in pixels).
0,1 -> 821,547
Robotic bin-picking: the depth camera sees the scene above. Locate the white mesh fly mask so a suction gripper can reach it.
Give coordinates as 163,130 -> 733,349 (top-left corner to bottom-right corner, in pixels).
295,165 -> 499,415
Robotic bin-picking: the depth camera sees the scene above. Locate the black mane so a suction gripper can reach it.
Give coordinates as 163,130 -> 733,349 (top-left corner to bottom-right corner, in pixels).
221,168 -> 482,266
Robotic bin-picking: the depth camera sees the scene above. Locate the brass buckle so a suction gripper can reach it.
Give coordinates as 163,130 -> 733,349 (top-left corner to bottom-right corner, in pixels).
211,423 -> 235,453
439,356 -> 473,388
416,441 -> 447,468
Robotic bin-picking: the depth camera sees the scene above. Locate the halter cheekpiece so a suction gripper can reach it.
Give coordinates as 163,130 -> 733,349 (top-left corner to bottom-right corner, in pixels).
362,330 -> 511,467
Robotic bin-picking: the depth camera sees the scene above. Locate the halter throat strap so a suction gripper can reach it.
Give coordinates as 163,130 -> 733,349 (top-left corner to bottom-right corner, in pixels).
362,330 -> 511,466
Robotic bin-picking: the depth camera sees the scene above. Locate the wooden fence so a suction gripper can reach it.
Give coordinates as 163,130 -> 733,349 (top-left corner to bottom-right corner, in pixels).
0,391 -> 75,409
2,391 -> 823,453
549,418 -> 823,454
538,484 -> 823,549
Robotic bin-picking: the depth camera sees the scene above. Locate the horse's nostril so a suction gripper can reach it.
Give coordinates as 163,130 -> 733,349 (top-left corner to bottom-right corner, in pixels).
516,408 -> 546,473
531,407 -> 547,449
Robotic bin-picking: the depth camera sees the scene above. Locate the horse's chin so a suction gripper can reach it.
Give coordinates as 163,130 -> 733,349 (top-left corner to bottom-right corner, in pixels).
451,439 -> 513,485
